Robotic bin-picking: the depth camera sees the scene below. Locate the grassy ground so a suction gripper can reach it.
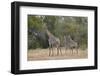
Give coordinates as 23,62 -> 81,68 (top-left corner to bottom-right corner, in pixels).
27,48 -> 88,61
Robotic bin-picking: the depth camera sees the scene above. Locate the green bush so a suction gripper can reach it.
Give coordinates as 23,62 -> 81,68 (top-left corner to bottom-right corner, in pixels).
28,15 -> 88,50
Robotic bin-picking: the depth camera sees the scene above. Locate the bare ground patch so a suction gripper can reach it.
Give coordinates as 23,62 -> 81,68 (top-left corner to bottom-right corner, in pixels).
27,48 -> 88,61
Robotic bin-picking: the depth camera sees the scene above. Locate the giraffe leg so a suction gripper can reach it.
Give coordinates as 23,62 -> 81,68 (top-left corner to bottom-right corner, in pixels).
71,48 -> 74,55
65,47 -> 67,55
76,47 -> 78,54
49,46 -> 51,56
51,46 -> 53,56
59,47 -> 62,55
57,47 -> 59,56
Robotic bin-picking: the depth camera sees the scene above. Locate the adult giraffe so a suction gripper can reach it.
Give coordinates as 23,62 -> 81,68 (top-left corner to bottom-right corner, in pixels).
45,29 -> 62,56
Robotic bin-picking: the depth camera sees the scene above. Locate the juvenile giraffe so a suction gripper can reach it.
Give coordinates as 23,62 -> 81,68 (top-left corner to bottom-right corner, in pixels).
64,35 -> 78,54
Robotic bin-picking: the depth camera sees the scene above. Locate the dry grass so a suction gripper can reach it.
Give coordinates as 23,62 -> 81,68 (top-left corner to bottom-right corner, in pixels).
27,48 -> 88,61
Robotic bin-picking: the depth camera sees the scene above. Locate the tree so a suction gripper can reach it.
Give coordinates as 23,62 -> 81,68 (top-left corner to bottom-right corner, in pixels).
28,15 -> 88,50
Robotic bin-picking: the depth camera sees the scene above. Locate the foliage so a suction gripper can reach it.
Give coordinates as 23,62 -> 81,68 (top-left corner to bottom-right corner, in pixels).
28,15 -> 88,50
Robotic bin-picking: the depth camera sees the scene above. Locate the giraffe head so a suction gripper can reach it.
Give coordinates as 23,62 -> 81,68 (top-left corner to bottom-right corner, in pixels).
65,35 -> 72,42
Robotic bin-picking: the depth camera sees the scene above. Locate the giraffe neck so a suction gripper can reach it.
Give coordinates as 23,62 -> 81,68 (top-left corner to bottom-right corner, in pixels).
46,29 -> 55,38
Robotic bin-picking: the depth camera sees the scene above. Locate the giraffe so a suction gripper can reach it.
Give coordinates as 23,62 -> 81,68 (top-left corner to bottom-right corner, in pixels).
45,29 -> 62,56
64,35 -> 78,54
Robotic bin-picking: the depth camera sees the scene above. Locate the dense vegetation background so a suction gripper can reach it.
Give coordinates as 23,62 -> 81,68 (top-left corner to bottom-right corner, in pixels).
28,15 -> 88,50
